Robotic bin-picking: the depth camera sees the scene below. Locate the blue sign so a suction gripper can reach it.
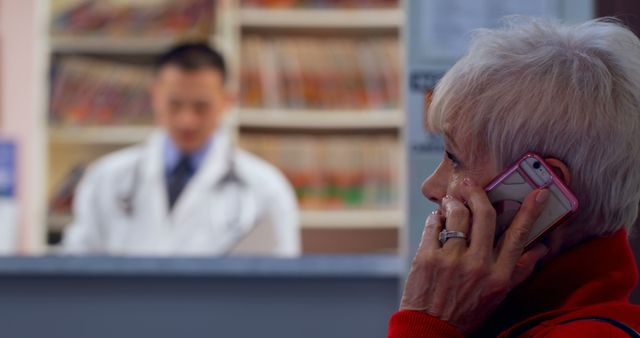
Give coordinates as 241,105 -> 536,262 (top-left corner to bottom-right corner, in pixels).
0,139 -> 16,198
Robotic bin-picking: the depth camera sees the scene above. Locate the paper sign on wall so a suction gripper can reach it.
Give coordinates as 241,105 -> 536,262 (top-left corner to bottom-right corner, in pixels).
0,139 -> 18,254
416,0 -> 558,63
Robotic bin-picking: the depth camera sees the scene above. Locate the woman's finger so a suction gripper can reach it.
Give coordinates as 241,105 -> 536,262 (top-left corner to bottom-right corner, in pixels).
417,209 -> 443,254
441,195 -> 470,254
510,242 -> 549,287
455,178 -> 497,256
496,189 -> 549,269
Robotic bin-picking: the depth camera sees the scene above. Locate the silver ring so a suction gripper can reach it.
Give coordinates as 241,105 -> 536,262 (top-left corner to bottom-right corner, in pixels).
439,229 -> 468,245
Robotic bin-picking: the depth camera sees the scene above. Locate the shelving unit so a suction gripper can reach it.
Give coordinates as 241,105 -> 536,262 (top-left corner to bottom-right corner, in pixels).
235,1 -> 405,252
42,0 -> 405,253
43,0 -> 234,247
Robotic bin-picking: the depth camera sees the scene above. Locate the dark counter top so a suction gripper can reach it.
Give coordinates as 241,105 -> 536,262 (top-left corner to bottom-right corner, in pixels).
0,254 -> 404,278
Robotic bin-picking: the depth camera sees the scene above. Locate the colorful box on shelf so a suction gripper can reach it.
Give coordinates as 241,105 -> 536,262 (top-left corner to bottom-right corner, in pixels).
51,0 -> 215,38
239,133 -> 400,210
240,36 -> 401,110
50,57 -> 154,126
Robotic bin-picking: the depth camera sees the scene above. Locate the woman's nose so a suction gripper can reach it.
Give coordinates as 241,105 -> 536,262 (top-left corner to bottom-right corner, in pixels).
421,174 -> 446,204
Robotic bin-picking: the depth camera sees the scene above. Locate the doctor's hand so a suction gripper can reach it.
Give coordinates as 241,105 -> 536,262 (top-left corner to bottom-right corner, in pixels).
399,178 -> 550,335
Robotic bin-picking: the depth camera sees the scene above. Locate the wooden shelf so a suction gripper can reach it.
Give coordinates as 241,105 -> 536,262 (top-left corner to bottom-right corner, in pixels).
239,8 -> 403,29
47,110 -> 405,141
51,36 -> 208,54
237,109 -> 403,130
301,209 -> 401,229
48,126 -> 155,144
47,209 -> 401,233
52,36 -> 170,54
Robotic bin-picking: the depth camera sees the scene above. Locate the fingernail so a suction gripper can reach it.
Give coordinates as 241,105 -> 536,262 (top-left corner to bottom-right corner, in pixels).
533,243 -> 550,256
536,189 -> 550,204
463,178 -> 475,186
431,209 -> 442,216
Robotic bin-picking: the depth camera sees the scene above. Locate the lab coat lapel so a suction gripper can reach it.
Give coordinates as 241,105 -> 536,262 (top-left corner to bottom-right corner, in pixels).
139,130 -> 171,229
170,127 -> 232,226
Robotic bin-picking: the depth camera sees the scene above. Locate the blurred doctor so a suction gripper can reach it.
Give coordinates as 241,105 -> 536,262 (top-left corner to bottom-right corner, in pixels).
63,43 -> 300,256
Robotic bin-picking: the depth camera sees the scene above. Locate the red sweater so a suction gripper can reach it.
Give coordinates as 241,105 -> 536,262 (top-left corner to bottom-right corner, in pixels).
388,229 -> 640,337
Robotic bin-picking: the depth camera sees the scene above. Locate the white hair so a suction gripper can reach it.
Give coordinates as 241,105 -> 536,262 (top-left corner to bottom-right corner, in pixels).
427,17 -> 640,236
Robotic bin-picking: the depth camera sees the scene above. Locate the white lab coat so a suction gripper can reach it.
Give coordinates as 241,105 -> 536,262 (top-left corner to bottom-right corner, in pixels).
62,128 -> 300,256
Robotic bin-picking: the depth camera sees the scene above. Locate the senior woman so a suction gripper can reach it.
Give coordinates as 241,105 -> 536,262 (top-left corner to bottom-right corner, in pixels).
388,18 -> 640,337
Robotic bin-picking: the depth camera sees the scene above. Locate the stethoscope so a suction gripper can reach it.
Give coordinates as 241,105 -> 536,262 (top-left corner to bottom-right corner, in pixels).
117,142 -> 258,236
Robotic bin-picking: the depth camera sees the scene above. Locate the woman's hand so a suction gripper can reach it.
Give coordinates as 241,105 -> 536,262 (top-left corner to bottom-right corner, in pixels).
399,178 -> 550,334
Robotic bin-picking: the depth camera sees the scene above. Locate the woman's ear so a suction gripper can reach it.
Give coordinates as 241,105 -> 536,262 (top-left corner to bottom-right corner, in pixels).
544,158 -> 571,185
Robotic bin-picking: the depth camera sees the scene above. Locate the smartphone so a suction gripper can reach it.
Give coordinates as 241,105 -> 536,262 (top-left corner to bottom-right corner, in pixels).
484,153 -> 578,248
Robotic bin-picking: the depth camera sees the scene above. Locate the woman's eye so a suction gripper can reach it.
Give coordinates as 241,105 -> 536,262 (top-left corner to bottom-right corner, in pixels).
445,151 -> 460,167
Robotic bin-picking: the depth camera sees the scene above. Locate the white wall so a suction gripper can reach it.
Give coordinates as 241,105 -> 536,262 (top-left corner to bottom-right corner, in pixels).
0,0 -> 48,254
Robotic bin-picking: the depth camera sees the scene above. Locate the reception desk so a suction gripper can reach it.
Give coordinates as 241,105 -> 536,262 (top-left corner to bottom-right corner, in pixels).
0,255 -> 402,338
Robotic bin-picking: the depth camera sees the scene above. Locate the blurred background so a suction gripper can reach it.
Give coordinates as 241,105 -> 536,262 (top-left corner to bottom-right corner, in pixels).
0,1 -> 638,337
7,0 -> 405,255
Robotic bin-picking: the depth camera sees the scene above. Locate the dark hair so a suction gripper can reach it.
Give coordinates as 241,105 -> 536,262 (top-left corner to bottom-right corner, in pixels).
155,42 -> 227,82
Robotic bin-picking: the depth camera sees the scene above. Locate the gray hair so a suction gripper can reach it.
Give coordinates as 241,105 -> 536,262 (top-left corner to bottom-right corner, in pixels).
427,17 -> 640,236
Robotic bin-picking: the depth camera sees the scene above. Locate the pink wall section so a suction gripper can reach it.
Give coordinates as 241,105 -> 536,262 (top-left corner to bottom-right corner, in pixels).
0,0 -> 46,253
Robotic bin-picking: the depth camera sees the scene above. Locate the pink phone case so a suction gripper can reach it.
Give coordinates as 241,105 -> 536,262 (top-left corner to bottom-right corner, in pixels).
484,153 -> 579,248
